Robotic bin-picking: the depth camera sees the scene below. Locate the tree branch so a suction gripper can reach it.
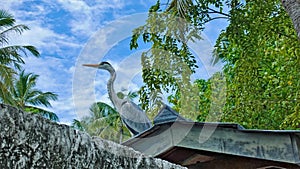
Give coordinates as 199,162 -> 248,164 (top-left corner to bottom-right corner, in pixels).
207,7 -> 231,17
204,16 -> 229,23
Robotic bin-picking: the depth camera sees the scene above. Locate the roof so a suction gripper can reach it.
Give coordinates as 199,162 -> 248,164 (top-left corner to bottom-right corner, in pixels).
122,106 -> 300,165
153,104 -> 191,125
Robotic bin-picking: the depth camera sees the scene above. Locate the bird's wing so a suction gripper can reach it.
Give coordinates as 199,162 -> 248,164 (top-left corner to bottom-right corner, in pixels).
119,100 -> 153,134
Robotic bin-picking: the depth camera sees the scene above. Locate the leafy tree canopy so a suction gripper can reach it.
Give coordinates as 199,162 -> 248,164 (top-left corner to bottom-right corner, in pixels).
132,0 -> 300,129
215,0 -> 300,129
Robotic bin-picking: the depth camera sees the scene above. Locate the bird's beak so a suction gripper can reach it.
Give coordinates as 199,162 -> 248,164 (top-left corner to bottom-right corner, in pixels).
82,64 -> 99,68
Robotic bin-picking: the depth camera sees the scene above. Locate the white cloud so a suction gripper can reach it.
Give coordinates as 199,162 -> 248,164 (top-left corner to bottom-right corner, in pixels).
10,23 -> 57,48
1,1 -> 23,12
22,55 -> 78,123
23,56 -> 61,89
113,52 -> 144,92
6,11 -> 82,57
56,0 -> 90,12
1,0 -> 151,124
2,0 -> 225,125
56,0 -> 126,36
71,13 -> 148,119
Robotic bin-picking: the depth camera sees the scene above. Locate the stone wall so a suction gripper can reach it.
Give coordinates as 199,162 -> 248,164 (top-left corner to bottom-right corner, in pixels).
0,104 -> 186,169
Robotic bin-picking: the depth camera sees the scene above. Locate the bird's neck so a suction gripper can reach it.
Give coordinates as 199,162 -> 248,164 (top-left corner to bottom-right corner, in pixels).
107,68 -> 122,109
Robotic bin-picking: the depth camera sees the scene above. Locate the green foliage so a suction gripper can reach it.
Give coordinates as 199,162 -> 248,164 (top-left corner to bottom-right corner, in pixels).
117,90 -> 138,100
71,119 -> 85,131
130,0 -> 237,119
214,0 -> 300,129
168,72 -> 226,122
0,9 -> 57,122
73,90 -> 144,142
0,9 -> 40,103
0,9 -> 40,68
140,0 -> 300,129
130,1 -> 202,115
25,106 -> 59,122
7,70 -> 59,122
76,102 -> 131,143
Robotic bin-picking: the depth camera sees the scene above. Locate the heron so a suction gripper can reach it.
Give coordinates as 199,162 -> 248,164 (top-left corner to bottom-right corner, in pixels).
83,61 -> 153,135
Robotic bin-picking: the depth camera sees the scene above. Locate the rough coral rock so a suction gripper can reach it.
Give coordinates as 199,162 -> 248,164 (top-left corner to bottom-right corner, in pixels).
0,104 -> 186,169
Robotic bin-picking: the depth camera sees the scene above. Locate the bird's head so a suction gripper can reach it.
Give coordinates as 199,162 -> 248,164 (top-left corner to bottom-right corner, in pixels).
83,61 -> 112,70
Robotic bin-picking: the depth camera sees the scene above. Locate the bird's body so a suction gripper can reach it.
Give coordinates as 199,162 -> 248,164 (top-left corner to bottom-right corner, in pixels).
83,62 -> 152,135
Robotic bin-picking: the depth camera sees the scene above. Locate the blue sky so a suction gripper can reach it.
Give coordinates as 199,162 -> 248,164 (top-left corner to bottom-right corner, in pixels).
3,0 -> 227,125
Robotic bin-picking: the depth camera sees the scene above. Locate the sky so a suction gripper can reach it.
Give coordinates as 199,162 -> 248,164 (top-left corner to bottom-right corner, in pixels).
3,0 -> 227,125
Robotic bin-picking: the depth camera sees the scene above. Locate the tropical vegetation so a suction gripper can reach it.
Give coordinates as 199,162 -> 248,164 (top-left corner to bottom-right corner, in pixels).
0,9 -> 59,121
131,0 -> 300,130
71,91 -> 137,143
9,70 -> 58,121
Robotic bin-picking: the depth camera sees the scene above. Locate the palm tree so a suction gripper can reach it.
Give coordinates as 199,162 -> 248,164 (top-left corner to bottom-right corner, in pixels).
71,119 -> 85,131
8,70 -> 59,122
73,102 -> 131,143
72,90 -> 140,143
0,9 -> 39,102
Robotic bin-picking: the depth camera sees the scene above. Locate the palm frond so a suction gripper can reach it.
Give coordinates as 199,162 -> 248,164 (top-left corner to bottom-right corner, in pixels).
27,92 -> 58,107
89,102 -> 118,118
0,10 -> 29,45
0,10 -> 43,108
25,106 -> 59,122
0,25 -> 30,45
80,101 -> 131,142
22,45 -> 40,57
0,45 -> 40,60
7,70 -> 58,110
0,64 -> 16,104
0,63 -> 15,85
0,10 -> 14,27
0,45 -> 39,70
0,81 -> 14,105
71,119 -> 85,131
